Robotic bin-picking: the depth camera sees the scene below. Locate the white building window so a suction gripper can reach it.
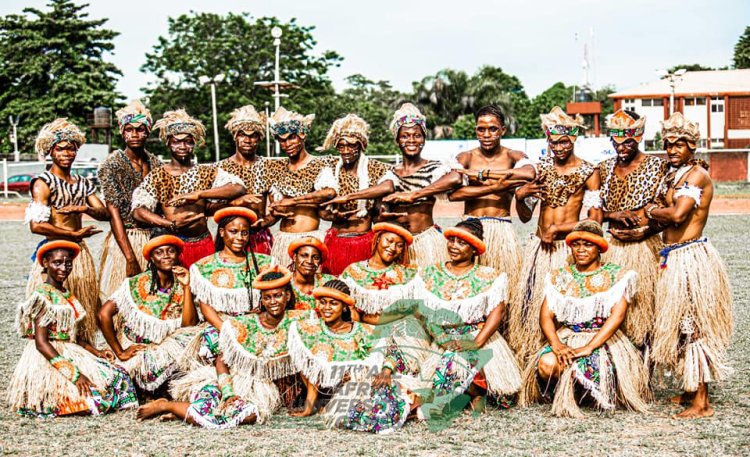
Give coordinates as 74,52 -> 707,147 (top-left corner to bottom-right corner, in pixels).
684,97 -> 706,106
711,96 -> 724,113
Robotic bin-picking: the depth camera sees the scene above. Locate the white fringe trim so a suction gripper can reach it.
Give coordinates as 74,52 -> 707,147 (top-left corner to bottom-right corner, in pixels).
218,319 -> 297,381
674,183 -> 702,208
378,170 -> 399,185
131,185 -> 157,211
544,270 -> 637,325
582,190 -> 602,209
189,264 -> 260,315
342,277 -> 417,316
109,279 -> 181,344
24,202 -> 51,224
287,322 -> 384,388
314,166 -> 337,191
16,292 -> 85,340
412,272 -> 508,324
186,401 -> 258,430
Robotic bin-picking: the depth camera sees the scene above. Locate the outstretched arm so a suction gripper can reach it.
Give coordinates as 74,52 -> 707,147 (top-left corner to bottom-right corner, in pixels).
324,180 -> 395,206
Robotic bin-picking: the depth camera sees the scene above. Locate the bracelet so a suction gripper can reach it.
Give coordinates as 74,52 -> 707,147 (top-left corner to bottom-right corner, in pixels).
50,355 -> 80,384
218,373 -> 235,400
169,220 -> 177,232
645,204 -> 657,220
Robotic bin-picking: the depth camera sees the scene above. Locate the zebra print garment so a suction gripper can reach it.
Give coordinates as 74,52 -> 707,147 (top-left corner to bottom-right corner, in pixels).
380,160 -> 452,202
33,171 -> 96,208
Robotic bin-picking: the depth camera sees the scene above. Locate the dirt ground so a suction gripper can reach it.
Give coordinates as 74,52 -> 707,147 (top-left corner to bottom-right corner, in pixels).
0,216 -> 747,456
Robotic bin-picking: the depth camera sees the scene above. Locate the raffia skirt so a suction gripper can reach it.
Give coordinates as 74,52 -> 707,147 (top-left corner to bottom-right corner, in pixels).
7,340 -> 138,416
507,235 -> 569,363
464,216 -> 522,299
27,241 -> 100,344
270,229 -> 326,268
603,234 -> 662,347
408,225 -> 450,270
99,228 -> 151,302
651,239 -> 733,392
519,328 -> 650,418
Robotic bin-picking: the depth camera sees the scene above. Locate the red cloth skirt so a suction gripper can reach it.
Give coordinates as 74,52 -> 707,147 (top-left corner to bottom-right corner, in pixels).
248,228 -> 274,255
179,232 -> 215,268
322,229 -> 374,276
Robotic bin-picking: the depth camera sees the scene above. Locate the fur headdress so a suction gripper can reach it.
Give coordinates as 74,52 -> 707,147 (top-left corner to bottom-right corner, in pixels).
607,109 -> 646,143
34,118 -> 86,162
540,106 -> 585,138
268,106 -> 314,138
225,104 -> 267,139
321,114 -> 369,151
661,112 -> 700,148
389,103 -> 427,136
116,100 -> 153,133
152,109 -> 206,146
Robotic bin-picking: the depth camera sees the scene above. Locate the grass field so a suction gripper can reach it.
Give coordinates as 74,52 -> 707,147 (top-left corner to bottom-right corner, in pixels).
0,217 -> 747,456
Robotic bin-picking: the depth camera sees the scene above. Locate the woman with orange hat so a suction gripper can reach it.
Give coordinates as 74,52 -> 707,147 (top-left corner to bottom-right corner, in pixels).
98,232 -> 200,393
186,207 -> 275,366
287,236 -> 335,312
138,265 -> 304,428
519,220 -> 650,418
9,241 -> 138,417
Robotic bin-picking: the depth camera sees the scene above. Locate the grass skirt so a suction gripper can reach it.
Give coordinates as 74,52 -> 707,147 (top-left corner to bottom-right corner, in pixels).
519,328 -> 650,418
464,216 -> 522,300
322,229 -> 374,276
603,234 -> 662,347
408,226 -> 449,270
508,235 -> 569,363
178,233 -> 215,268
270,229 -> 326,268
7,340 -> 138,416
98,228 -> 150,302
651,239 -> 733,391
27,241 -> 100,344
119,326 -> 203,392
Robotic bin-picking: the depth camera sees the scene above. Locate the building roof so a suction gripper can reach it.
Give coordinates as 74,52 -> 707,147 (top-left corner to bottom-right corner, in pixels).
609,69 -> 750,99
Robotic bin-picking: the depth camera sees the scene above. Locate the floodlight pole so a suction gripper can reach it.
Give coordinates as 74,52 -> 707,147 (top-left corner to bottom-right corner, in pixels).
199,74 -> 225,163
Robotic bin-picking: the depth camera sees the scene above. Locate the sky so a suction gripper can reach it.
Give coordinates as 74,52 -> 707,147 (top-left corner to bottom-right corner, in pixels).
2,0 -> 748,100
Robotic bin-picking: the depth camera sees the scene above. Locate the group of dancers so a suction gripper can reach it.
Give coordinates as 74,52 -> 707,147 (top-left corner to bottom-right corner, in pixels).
8,98 -> 733,432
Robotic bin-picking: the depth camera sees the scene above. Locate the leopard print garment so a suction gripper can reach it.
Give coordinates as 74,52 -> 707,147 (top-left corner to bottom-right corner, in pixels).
336,159 -> 393,212
599,155 -> 667,212
537,157 -> 595,208
215,156 -> 271,194
132,164 -> 218,211
261,156 -> 336,198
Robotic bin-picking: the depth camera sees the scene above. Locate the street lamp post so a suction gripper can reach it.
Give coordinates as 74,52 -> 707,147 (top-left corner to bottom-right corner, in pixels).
657,68 -> 687,115
199,73 -> 225,163
8,115 -> 19,162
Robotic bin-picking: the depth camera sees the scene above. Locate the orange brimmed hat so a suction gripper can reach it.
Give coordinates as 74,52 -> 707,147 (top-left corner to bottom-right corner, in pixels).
565,220 -> 608,253
287,236 -> 328,262
213,206 -> 258,224
444,227 -> 486,255
142,235 -> 184,260
312,286 -> 355,307
372,222 -> 413,246
252,265 -> 293,290
37,240 -> 81,266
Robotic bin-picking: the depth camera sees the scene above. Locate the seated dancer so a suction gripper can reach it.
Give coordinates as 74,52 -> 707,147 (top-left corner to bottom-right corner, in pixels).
319,114 -> 393,275
215,105 -> 275,254
187,207 -> 275,365
98,233 -> 200,393
8,241 -> 138,417
262,107 -> 337,265
644,113 -> 733,419
287,280 -> 384,418
382,105 -> 536,295
138,266 -> 303,428
519,221 -> 650,418
132,109 -> 245,267
287,236 -> 335,312
26,118 -> 109,343
340,222 -> 418,323
325,103 -> 452,268
98,100 -> 163,301
599,110 -> 667,348
510,106 -> 602,364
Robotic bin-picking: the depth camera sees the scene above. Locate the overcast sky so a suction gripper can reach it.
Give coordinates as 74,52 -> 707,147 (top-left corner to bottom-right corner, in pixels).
2,0 -> 748,99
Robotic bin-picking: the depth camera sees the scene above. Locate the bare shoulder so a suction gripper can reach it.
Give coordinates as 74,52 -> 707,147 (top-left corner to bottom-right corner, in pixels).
456,149 -> 475,167
686,165 -> 712,187
504,147 -> 527,162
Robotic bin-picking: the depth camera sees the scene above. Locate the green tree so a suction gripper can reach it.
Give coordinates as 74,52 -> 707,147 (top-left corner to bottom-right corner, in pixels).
515,82 -> 572,139
667,63 -> 715,73
734,26 -> 750,69
141,12 -> 342,161
0,0 -> 121,155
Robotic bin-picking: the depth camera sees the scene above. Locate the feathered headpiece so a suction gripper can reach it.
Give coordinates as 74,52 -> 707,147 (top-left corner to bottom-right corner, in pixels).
321,114 -> 369,151
152,109 -> 206,146
34,118 -> 86,163
268,106 -> 314,138
607,109 -> 646,143
116,100 -> 153,133
540,106 -> 586,138
389,103 -> 427,136
225,104 -> 267,139
661,112 -> 700,148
